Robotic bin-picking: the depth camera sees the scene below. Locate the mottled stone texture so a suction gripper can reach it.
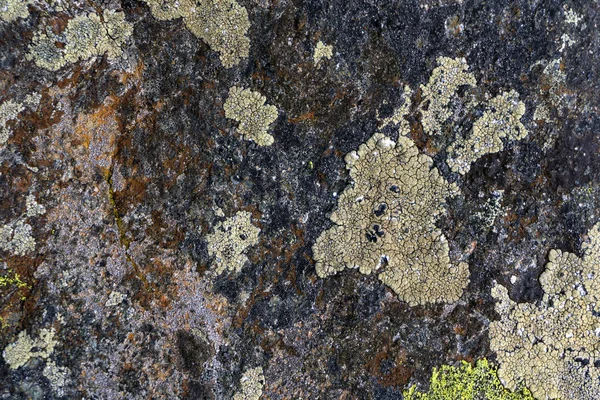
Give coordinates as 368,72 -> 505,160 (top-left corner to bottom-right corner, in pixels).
1,0 -> 599,399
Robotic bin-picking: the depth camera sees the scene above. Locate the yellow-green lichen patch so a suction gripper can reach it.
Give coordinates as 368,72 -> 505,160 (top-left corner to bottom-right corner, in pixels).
2,328 -> 57,370
313,40 -> 333,65
0,269 -> 28,304
206,211 -> 260,274
27,31 -> 67,71
142,0 -> 250,68
404,359 -> 534,400
0,99 -> 24,146
233,366 -> 264,400
0,270 -> 27,291
490,222 -> 600,400
27,10 -> 133,71
420,56 -> 476,136
312,131 -> 469,306
0,220 -> 36,256
446,90 -> 528,175
224,86 -> 278,146
0,0 -> 29,22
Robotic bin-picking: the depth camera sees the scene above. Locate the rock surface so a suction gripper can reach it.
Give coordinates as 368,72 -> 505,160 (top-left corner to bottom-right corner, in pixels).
0,0 -> 599,399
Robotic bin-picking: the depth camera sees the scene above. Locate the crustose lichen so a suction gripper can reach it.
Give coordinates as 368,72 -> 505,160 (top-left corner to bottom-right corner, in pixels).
0,0 -> 30,23
206,210 -> 260,274
313,130 -> 469,306
27,9 -> 133,71
224,86 -> 278,146
490,222 -> 600,400
233,366 -> 265,400
142,0 -> 251,68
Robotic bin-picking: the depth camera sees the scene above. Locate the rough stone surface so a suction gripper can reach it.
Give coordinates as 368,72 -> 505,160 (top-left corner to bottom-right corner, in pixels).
1,0 -> 599,399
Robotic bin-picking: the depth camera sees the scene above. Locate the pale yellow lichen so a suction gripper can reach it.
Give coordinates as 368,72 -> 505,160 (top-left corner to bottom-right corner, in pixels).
105,291 -> 126,307
313,130 -> 469,306
27,10 -> 132,71
43,360 -> 68,392
379,85 -> 412,132
63,10 -> 132,63
490,222 -> 600,400
233,366 -> 264,400
313,40 -> 333,65
2,328 -> 57,370
420,56 -> 476,136
0,0 -> 29,23
224,86 -> 278,146
533,104 -> 552,123
23,93 -> 41,108
26,194 -> 46,217
0,220 -> 36,256
0,99 -> 24,146
27,31 -> 67,71
142,0 -> 250,68
206,211 -> 260,274
446,90 -> 528,175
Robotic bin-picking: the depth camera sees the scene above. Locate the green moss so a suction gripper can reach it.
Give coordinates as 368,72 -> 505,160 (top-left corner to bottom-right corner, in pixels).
0,270 -> 27,289
404,359 -> 534,400
0,0 -> 30,23
0,270 -> 28,301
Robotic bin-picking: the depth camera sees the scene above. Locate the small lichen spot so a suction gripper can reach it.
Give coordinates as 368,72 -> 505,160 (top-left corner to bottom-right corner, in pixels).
206,211 -> 260,274
233,366 -> 265,400
224,86 -> 278,146
313,40 -> 333,65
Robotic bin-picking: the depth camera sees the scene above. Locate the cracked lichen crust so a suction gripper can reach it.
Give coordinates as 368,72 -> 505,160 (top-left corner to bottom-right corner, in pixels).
404,359 -> 534,400
224,86 -> 278,146
490,222 -> 600,400
27,10 -> 132,71
447,90 -> 528,175
233,366 -> 265,400
206,211 -> 260,274
2,328 -> 57,370
313,132 -> 469,306
142,0 -> 250,68
420,57 -> 476,136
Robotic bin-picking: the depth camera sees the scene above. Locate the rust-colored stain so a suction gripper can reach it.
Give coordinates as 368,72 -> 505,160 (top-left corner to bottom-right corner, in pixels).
288,110 -> 316,124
